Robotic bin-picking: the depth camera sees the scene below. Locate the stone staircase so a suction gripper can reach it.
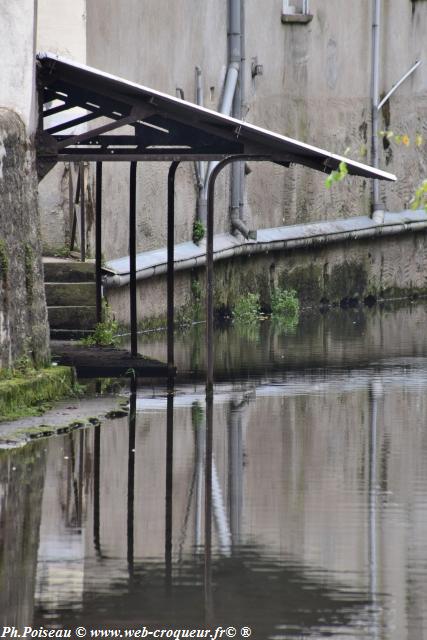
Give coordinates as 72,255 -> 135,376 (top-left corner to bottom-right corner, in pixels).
43,258 -> 96,338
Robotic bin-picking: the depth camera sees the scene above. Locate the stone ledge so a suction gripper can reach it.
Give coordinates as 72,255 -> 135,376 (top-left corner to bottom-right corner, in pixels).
281,13 -> 313,23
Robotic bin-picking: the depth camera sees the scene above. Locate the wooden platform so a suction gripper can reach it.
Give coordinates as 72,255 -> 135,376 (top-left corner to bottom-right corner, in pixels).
51,341 -> 172,378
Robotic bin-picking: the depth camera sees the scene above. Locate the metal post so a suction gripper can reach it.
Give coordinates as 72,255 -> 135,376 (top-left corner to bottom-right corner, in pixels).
95,162 -> 103,324
70,166 -> 80,253
127,377 -> 137,575
129,162 -> 138,357
79,162 -> 86,262
206,156 -> 269,393
165,388 -> 174,591
167,162 -> 180,373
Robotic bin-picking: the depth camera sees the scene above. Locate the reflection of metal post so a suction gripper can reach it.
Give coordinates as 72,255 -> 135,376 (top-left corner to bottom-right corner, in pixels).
93,424 -> 101,557
167,162 -> 180,374
165,386 -> 174,590
95,162 -> 103,324
127,378 -> 137,575
204,393 -> 213,621
129,162 -> 138,357
78,429 -> 84,526
195,415 -> 205,549
228,404 -> 243,545
369,380 -> 382,637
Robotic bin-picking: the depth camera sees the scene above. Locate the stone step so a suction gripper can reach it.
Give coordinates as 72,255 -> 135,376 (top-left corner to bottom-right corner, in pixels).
45,282 -> 96,307
43,258 -> 95,283
48,306 -> 97,330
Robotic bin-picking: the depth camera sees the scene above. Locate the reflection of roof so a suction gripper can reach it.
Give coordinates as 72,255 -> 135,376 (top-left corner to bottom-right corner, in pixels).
37,52 -> 395,181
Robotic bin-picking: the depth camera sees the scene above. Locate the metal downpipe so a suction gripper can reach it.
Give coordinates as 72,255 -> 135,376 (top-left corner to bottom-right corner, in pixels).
371,0 -> 383,221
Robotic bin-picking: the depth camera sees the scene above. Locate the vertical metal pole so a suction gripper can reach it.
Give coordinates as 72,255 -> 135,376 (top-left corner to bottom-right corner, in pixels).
206,158 -> 234,395
167,162 -> 180,374
95,162 -> 103,324
206,156 -> 265,393
127,377 -> 137,575
68,163 -> 73,242
165,388 -> 174,591
129,162 -> 138,357
70,167 -> 80,253
80,162 -> 86,262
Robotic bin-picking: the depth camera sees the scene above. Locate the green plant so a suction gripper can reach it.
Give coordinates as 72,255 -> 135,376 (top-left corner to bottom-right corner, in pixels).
411,179 -> 427,212
270,287 -> 299,318
81,301 -> 119,347
53,246 -> 71,258
192,219 -> 205,244
325,161 -> 348,189
233,292 -> 261,323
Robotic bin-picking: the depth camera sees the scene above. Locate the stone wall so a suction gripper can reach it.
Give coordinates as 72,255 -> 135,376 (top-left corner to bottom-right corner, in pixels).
0,109 -> 49,367
105,228 -> 427,327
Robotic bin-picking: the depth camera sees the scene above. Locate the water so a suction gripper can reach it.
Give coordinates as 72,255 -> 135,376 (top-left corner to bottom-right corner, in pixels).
2,302 -> 427,638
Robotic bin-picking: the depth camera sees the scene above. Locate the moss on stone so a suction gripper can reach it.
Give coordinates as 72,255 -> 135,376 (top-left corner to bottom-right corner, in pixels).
0,239 -> 8,281
328,261 -> 368,302
0,366 -> 75,422
278,264 -> 323,307
24,243 -> 34,303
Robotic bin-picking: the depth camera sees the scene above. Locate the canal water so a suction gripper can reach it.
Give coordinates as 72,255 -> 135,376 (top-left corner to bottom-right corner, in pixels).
1,302 -> 427,638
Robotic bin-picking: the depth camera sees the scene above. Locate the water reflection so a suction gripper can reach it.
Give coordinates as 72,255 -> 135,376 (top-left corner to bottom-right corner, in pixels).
2,306 -> 427,636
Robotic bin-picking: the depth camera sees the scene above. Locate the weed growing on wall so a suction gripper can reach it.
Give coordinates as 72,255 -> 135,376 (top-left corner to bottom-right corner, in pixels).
192,220 -> 205,244
82,301 -> 119,347
233,292 -> 261,323
271,287 -> 299,318
270,287 -> 300,332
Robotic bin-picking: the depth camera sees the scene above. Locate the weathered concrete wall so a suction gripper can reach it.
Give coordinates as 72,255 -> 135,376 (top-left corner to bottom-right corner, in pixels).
0,0 -> 38,133
0,110 -> 50,367
105,228 -> 427,326
37,0 -> 87,254
80,0 -> 427,261
85,0 -> 230,259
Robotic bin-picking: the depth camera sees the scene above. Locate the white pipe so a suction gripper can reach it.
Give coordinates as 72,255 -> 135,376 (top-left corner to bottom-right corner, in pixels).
194,66 -> 205,187
377,60 -> 421,111
104,217 -> 427,288
211,457 -> 232,555
202,63 -> 239,203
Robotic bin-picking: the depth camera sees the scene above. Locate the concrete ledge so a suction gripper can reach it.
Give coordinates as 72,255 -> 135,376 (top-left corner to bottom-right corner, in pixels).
104,211 -> 427,288
281,13 -> 313,23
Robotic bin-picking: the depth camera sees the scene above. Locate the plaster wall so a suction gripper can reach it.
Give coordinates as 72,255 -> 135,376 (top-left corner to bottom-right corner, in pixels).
82,0 -> 427,262
35,2 -> 427,261
0,0 -> 38,133
37,0 -> 87,254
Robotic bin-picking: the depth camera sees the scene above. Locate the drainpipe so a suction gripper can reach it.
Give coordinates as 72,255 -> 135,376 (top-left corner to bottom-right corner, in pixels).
195,66 -> 206,222
198,0 -> 253,240
202,63 -> 239,189
371,0 -> 383,222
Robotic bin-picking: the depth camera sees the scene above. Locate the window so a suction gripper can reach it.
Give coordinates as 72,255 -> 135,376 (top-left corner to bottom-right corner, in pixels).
282,0 -> 313,23
283,0 -> 310,15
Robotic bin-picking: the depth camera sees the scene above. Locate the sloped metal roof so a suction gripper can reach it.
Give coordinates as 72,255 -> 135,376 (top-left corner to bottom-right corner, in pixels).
36,52 -> 396,182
